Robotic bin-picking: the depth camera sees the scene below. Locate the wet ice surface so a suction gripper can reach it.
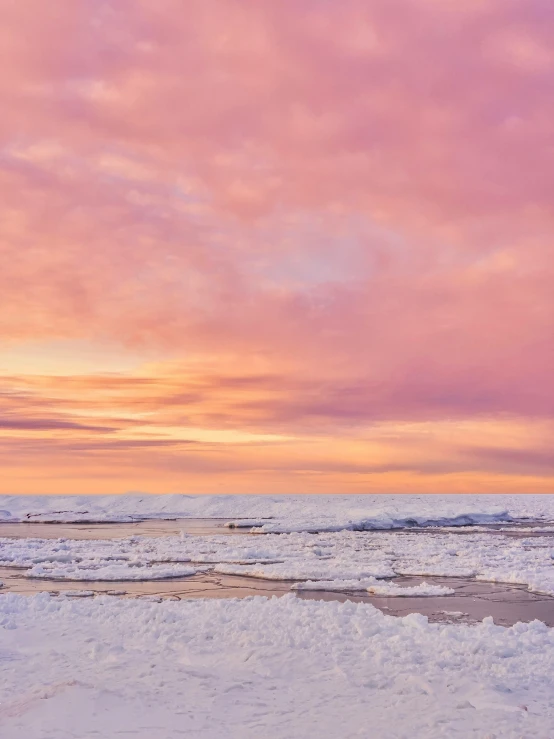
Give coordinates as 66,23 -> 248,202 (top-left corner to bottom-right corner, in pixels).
300,577 -> 554,627
0,518 -> 248,540
1,518 -> 552,539
6,521 -> 554,586
1,565 -> 554,626
2,519 -> 554,626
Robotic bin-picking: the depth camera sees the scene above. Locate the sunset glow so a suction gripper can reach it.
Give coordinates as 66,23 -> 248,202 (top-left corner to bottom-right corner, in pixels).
1,0 -> 553,493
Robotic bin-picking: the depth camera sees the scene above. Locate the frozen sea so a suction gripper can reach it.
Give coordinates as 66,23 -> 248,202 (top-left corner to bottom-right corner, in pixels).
1,493 -> 554,738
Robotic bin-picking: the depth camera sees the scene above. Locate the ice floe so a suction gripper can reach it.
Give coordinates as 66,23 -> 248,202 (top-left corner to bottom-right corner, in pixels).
26,562 -> 201,581
2,522 -> 554,595
291,579 -> 454,596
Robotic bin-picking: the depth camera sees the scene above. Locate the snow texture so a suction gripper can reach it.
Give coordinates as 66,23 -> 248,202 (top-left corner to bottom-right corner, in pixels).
3,523 -> 554,595
2,494 -> 554,737
2,493 -> 553,528
1,592 -> 554,738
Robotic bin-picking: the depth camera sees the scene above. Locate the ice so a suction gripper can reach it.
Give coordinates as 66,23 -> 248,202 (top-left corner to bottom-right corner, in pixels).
250,510 -> 512,534
3,522 -> 554,596
291,579 -> 454,596
224,519 -> 267,529
3,494 -> 554,736
2,492 -> 552,527
444,611 -> 467,617
27,562 -> 200,581
60,590 -> 95,598
213,561 -> 396,580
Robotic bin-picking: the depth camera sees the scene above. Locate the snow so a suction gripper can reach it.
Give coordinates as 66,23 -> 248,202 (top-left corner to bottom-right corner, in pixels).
27,563 -> 201,581
2,493 -> 553,528
2,523 -> 554,595
2,592 -> 554,738
225,518 -> 268,528
3,495 -> 554,736
291,579 -> 454,596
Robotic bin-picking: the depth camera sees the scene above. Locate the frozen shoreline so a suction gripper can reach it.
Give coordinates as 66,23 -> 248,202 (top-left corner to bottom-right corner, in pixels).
2,493 -> 553,530
3,496 -> 554,737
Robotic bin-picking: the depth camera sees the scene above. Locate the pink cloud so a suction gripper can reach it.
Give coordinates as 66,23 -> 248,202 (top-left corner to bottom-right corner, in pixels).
0,0 -> 553,491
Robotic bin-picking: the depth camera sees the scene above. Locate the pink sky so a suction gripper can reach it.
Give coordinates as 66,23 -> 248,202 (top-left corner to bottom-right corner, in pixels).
1,0 -> 553,494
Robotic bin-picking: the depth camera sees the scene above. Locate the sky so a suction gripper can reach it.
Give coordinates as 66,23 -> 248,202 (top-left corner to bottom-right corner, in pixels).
1,0 -> 553,495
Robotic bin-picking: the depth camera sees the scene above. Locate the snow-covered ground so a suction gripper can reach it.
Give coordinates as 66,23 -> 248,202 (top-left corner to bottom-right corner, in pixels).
3,494 -> 554,737
2,592 -> 554,738
1,493 -> 553,527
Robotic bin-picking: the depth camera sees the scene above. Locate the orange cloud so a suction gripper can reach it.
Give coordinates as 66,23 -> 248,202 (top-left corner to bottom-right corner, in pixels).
0,1 -> 553,492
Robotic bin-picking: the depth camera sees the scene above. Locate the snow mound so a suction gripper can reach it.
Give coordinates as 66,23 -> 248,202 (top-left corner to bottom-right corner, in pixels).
1,493 -> 546,530
1,593 -> 554,738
